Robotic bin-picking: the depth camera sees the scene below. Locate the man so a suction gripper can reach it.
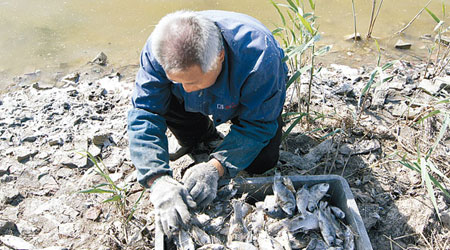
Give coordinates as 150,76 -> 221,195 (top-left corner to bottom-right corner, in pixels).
127,10 -> 287,236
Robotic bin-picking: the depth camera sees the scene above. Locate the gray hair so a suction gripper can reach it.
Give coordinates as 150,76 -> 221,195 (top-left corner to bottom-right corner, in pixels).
151,10 -> 224,74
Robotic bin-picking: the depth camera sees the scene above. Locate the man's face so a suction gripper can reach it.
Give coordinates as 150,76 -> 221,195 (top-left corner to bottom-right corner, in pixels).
166,51 -> 225,93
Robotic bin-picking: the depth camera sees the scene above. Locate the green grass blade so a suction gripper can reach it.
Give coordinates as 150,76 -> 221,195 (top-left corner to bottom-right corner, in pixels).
399,159 -> 420,173
79,188 -> 115,194
272,27 -> 284,35
298,13 -> 314,35
421,158 -> 440,219
126,189 -> 146,223
416,110 -> 441,125
427,113 -> 449,158
308,0 -> 315,11
282,113 -> 307,141
319,128 -> 341,140
286,0 -> 299,13
427,159 -> 450,184
286,71 -> 302,89
103,195 -> 121,203
314,45 -> 332,56
426,7 -> 441,23
271,0 -> 286,26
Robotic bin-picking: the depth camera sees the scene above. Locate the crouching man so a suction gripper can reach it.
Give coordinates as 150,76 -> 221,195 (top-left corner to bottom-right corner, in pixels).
127,10 -> 287,236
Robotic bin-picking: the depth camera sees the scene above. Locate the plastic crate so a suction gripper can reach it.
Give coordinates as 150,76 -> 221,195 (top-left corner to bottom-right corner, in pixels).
156,175 -> 373,250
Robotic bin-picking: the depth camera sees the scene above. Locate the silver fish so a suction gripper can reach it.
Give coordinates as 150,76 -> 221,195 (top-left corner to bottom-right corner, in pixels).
191,225 -> 211,246
227,198 -> 251,243
283,176 -> 296,193
227,241 -> 258,250
287,212 -> 319,232
257,230 -> 284,250
274,229 -> 292,250
197,244 -> 227,250
305,238 -> 328,250
249,206 -> 265,235
330,206 -> 346,220
263,194 -> 286,219
317,202 -> 336,246
174,229 -> 195,250
343,225 -> 355,250
307,183 -> 330,211
273,172 -> 296,216
296,185 -> 310,217
266,217 -> 290,236
216,179 -> 238,201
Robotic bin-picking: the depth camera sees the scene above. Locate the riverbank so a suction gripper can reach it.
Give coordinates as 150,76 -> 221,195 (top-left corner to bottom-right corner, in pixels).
0,54 -> 449,249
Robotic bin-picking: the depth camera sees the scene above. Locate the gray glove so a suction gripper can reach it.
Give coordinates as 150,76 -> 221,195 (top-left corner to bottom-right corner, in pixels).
182,162 -> 220,208
150,175 -> 196,237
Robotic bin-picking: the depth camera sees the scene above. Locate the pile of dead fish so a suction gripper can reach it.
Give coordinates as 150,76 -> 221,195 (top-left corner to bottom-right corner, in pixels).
170,173 -> 355,250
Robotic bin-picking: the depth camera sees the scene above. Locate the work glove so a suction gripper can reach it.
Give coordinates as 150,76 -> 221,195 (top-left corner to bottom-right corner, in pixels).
182,162 -> 220,208
150,175 -> 196,237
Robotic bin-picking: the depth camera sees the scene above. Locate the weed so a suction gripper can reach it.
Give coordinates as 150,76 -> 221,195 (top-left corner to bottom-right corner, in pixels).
77,151 -> 145,227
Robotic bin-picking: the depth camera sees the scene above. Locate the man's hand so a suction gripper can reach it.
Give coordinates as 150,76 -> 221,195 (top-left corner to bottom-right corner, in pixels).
150,175 -> 196,237
182,160 -> 221,208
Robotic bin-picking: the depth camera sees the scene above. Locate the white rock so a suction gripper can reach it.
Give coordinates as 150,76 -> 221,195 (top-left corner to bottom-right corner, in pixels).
0,235 -> 35,250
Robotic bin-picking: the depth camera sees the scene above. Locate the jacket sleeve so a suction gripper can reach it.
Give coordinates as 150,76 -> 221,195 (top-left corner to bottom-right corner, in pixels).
127,39 -> 173,188
211,41 -> 287,177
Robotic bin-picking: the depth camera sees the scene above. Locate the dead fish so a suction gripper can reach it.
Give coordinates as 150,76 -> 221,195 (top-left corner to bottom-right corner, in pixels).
330,206 -> 346,220
191,225 -> 211,246
274,229 -> 292,250
287,212 -> 319,232
204,216 -> 225,234
266,217 -> 290,236
283,176 -> 296,193
296,185 -> 310,217
174,229 -> 195,250
227,198 -> 251,243
307,183 -> 330,211
257,230 -> 284,250
317,202 -> 336,246
227,241 -> 258,250
273,172 -> 296,216
263,194 -> 286,219
305,238 -> 328,250
216,179 -> 238,201
197,244 -> 227,250
249,205 -> 265,235
343,225 -> 355,250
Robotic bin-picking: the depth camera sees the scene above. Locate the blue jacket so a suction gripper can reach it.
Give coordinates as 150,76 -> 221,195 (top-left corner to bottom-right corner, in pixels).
128,10 -> 288,188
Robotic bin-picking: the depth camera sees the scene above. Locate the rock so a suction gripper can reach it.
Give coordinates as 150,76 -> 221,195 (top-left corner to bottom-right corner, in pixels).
32,82 -> 53,90
391,102 -> 421,119
418,79 -> 441,95
436,35 -> 450,46
85,206 -> 102,221
434,76 -> 450,91
0,235 -> 35,250
332,83 -> 354,97
62,72 -> 80,85
58,223 -> 76,237
16,220 -> 40,236
21,136 -> 37,143
92,133 -> 112,147
303,139 -> 334,164
0,188 -> 24,206
441,210 -> 450,229
16,148 -> 39,163
339,139 -> 381,155
344,32 -> 362,41
0,165 -> 9,177
371,84 -> 389,109
395,39 -> 412,49
0,220 -> 19,236
48,137 -> 64,146
359,203 -> 380,231
92,52 -> 107,66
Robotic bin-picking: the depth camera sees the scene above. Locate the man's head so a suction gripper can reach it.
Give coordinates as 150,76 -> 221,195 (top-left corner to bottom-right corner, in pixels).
151,11 -> 225,92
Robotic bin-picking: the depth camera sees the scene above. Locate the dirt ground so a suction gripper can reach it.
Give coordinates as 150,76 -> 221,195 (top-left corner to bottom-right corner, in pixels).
0,53 -> 449,250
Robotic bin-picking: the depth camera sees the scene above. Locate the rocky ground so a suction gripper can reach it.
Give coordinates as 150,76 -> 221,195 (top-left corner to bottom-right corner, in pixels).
0,54 -> 449,250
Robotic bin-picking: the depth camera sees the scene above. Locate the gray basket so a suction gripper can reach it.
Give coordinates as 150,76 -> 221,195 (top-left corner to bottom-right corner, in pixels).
156,175 -> 373,250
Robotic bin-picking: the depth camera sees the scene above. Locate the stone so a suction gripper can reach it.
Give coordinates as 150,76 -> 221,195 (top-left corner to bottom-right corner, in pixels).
0,188 -> 23,206
418,79 -> 441,95
339,139 -> 381,155
395,39 -> 412,49
92,52 -> 107,66
0,220 -> 19,236
441,210 -> 450,229
371,84 -> 389,109
0,235 -> 35,250
92,133 -> 112,147
58,223 -> 76,237
16,148 -> 39,163
332,83 -> 354,97
62,72 -> 80,85
391,102 -> 421,119
85,206 -> 102,221
16,220 -> 40,236
0,165 -> 9,177
32,82 -> 53,90
21,136 -> 37,143
344,32 -> 362,41
434,76 -> 450,91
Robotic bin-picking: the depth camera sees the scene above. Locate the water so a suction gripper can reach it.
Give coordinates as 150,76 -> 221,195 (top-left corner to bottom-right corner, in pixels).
0,0 -> 449,89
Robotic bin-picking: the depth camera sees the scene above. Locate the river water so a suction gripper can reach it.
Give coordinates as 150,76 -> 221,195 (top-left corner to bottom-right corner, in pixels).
0,0 -> 449,89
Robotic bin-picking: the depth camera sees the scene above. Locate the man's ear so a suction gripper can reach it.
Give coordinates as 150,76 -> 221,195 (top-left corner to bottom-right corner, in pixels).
218,50 -> 225,63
